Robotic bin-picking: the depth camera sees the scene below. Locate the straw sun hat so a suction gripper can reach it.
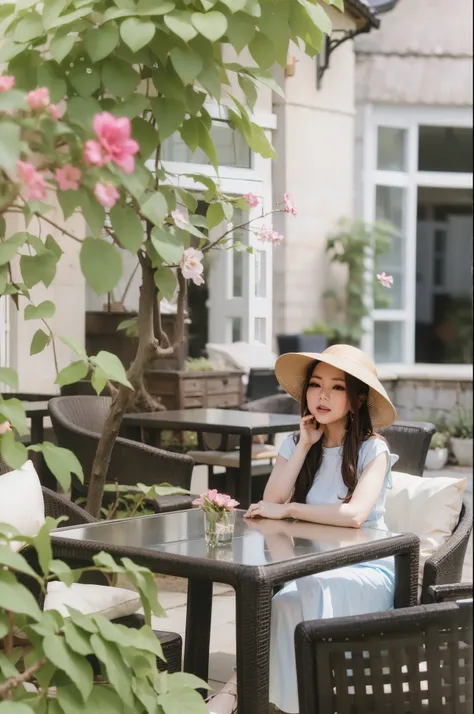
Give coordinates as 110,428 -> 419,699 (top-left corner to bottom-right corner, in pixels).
275,344 -> 397,429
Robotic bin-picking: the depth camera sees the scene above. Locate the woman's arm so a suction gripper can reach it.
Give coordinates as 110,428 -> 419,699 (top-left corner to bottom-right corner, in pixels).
263,443 -> 311,504
288,452 -> 389,528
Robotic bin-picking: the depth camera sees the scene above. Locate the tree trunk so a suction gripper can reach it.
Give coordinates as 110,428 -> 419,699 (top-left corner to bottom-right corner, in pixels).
86,256 -> 160,517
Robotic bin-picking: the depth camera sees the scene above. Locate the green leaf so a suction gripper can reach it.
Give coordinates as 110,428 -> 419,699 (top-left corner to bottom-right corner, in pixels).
60,336 -> 88,360
37,62 -> 67,103
154,267 -> 177,301
135,0 -> 175,14
179,117 -> 200,152
170,47 -> 203,85
42,0 -> 69,29
197,121 -> 218,170
0,545 -> 38,579
69,64 -> 101,97
63,620 -> 93,656
90,635 -> 134,708
0,121 -> 21,173
140,192 -> 168,226
80,238 -> 123,295
166,671 -> 209,692
0,571 -> 42,620
33,442 -> 84,491
120,17 -> 156,53
0,367 -> 18,391
46,234 -> 63,263
55,360 -> 89,388
249,31 -> 275,71
102,59 -> 140,98
151,227 -> 184,264
14,12 -> 43,43
66,96 -> 102,130
90,351 -> 133,389
0,701 -> 36,713
50,33 -> 76,63
109,205 -> 144,252
192,10 -> 227,41
0,398 -> 28,435
0,430 -> 28,469
49,560 -> 83,588
247,122 -> 276,159
85,22 -> 119,62
0,89 -> 27,112
158,687 -> 209,714
20,252 -> 57,288
131,117 -> 159,161
206,202 -> 225,231
226,11 -> 255,53
164,11 -> 198,42
238,74 -> 257,111
111,93 -> 149,120
299,0 -> 332,35
43,634 -> 94,703
80,190 -> 106,238
31,521 -> 53,574
24,300 -> 55,321
90,367 -> 108,395
151,97 -> 186,141
249,68 -> 285,99
0,232 -> 25,266
30,329 -> 51,356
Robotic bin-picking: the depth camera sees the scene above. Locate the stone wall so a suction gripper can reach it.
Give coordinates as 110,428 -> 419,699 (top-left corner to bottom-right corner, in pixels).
381,375 -> 472,423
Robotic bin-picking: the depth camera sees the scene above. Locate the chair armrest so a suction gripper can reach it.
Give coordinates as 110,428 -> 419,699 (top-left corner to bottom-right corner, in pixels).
42,487 -> 97,526
426,583 -> 473,603
420,498 -> 473,603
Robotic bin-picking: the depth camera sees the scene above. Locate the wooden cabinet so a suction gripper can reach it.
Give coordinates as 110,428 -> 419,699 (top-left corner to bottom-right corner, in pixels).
145,370 -> 244,411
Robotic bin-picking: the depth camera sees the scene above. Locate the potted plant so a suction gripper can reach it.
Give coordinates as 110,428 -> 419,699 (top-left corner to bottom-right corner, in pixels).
449,410 -> 473,467
425,431 -> 450,470
277,321 -> 335,355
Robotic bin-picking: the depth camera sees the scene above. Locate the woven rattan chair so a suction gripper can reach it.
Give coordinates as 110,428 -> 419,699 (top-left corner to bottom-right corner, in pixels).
295,582 -> 473,714
48,395 -> 193,512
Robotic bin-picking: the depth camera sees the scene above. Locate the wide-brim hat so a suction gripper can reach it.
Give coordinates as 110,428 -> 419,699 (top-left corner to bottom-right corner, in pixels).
275,344 -> 397,429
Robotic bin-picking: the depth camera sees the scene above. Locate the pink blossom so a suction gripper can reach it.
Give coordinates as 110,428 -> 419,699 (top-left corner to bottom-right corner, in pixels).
256,226 -> 283,246
27,87 -> 50,111
243,192 -> 259,208
172,209 -> 188,230
48,104 -> 63,121
93,182 -> 120,209
181,247 -> 204,286
283,193 -> 297,216
377,272 -> 394,288
85,112 -> 139,174
55,164 -> 82,191
0,421 -> 12,435
192,489 -> 239,512
16,161 -> 47,201
0,75 -> 15,92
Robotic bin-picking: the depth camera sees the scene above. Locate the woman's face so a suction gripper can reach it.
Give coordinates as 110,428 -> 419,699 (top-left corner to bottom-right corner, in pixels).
305,362 -> 351,425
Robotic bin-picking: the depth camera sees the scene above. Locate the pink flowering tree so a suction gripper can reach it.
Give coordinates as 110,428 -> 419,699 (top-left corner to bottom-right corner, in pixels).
0,0 -> 339,518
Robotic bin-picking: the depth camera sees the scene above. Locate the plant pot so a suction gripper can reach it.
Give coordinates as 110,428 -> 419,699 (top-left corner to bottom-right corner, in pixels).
451,437 -> 473,467
277,333 -> 329,355
203,510 -> 236,547
425,448 -> 449,471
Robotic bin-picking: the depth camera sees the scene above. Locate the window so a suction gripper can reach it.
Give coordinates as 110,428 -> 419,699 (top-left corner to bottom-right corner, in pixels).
254,317 -> 266,344
377,127 -> 407,171
254,250 -> 267,298
418,127 -> 473,173
373,322 -> 404,363
375,185 -> 406,309
162,121 -> 251,168
231,317 -> 242,342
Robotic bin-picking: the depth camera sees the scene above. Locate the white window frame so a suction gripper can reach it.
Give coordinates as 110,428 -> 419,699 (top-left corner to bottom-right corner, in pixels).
361,104 -> 472,364
144,104 -> 276,350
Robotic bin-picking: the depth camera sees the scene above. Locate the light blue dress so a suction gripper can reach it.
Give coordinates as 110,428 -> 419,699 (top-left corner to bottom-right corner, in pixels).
269,436 -> 398,714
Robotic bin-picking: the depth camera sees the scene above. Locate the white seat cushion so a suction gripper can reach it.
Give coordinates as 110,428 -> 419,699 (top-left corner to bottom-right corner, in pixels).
385,471 -> 466,594
188,443 -> 277,468
0,460 -> 45,550
44,581 -> 141,620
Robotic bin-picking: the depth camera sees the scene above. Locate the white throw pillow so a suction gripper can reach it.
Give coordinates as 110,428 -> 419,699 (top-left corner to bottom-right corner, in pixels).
385,471 -> 466,594
44,581 -> 141,620
0,460 -> 45,551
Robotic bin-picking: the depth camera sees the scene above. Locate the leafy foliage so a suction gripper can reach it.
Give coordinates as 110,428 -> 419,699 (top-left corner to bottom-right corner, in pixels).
0,521 -> 208,712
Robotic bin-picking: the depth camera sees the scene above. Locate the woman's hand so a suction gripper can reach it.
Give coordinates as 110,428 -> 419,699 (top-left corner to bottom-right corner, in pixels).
299,413 -> 324,449
244,501 -> 291,520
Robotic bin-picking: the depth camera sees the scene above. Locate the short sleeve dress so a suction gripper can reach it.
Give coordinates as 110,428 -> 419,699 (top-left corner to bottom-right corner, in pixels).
269,435 -> 399,714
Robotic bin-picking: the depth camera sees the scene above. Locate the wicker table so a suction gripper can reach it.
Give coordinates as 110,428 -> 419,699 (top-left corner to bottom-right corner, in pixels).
123,408 -> 301,508
51,509 -> 419,714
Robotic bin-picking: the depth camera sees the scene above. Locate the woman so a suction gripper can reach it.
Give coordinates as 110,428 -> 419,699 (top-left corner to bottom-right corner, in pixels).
207,344 -> 398,714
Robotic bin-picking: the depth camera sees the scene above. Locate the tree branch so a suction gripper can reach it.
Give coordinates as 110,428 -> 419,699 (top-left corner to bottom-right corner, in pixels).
0,658 -> 47,698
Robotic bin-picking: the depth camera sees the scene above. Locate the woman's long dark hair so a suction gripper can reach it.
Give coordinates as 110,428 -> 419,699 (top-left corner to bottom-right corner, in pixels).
293,360 -> 375,504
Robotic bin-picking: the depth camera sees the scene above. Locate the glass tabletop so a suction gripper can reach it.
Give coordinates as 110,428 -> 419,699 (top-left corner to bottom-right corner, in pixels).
123,408 -> 301,435
52,509 -> 399,567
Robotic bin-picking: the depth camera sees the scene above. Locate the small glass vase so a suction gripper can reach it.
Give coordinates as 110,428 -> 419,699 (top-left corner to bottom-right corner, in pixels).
203,509 -> 236,548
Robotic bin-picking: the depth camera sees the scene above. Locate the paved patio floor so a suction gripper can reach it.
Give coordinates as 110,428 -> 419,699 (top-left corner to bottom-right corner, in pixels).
150,464 -> 473,694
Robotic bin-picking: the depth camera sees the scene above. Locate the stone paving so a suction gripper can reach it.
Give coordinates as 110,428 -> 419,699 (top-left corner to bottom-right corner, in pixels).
150,464 -> 473,693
